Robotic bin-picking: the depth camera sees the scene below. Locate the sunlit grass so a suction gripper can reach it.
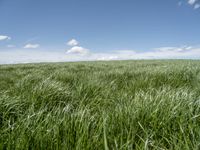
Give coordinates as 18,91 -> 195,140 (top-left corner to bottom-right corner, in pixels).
0,60 -> 200,149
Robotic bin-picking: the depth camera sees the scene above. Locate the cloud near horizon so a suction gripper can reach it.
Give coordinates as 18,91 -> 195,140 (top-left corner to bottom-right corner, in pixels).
0,45 -> 200,64
66,46 -> 89,55
24,44 -> 40,49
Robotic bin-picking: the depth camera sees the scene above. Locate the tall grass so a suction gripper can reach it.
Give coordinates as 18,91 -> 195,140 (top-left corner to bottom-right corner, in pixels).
0,60 -> 200,149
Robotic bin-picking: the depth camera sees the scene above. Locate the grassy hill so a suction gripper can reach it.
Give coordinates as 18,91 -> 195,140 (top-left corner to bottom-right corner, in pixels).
0,60 -> 200,149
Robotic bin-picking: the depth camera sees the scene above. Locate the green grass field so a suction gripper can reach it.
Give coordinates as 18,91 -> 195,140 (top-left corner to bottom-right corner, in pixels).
1,60 -> 200,149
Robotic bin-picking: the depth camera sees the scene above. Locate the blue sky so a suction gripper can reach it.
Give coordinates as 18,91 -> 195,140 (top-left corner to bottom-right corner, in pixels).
0,0 -> 200,63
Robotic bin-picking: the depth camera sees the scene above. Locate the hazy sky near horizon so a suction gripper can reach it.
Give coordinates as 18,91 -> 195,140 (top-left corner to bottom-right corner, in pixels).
0,0 -> 200,63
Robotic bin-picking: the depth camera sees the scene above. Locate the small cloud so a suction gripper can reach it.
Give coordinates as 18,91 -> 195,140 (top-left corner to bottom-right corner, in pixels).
155,46 -> 193,52
7,45 -> 15,48
0,35 -> 11,41
97,56 -> 119,61
67,39 -> 79,46
184,46 -> 193,50
194,3 -> 200,9
186,0 -> 200,9
66,46 -> 89,55
24,44 -> 40,49
188,0 -> 197,5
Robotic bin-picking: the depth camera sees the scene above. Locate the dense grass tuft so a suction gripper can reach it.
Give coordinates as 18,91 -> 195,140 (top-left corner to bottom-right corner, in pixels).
1,60 -> 200,149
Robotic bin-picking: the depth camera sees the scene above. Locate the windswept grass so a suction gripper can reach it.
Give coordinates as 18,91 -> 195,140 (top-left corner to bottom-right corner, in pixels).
0,60 -> 200,149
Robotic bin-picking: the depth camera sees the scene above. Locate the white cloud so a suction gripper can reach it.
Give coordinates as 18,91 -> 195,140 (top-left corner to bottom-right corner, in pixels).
188,0 -> 197,5
66,46 -> 89,55
96,55 -> 119,61
186,0 -> 200,9
24,44 -> 40,49
188,0 -> 196,5
155,46 -> 192,52
67,39 -> 79,46
194,3 -> 200,9
0,46 -> 200,64
0,35 -> 11,41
